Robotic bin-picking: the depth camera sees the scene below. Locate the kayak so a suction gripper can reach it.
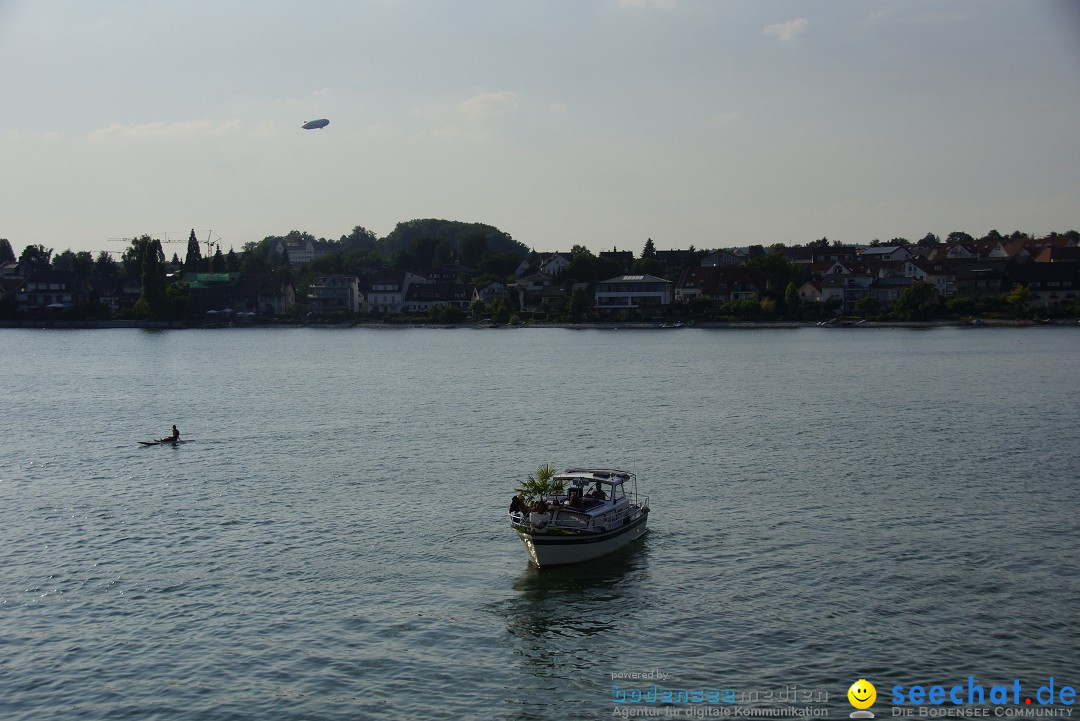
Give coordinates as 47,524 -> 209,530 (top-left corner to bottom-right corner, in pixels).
138,439 -> 188,446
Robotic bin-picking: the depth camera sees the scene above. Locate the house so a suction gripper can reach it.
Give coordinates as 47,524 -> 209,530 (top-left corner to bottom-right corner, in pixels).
235,272 -> 295,315
1004,262 -> 1079,308
858,246 -> 912,263
0,261 -> 30,302
595,274 -> 673,316
599,248 -> 635,273
812,246 -> 861,265
820,272 -> 873,312
185,273 -> 238,313
949,260 -> 1007,300
539,253 -> 571,278
540,284 -> 567,309
700,250 -> 743,267
403,282 -> 475,314
308,275 -> 361,315
675,266 -> 760,303
13,269 -> 90,312
98,280 -> 142,313
366,271 -> 429,314
474,281 -> 510,305
893,260 -> 954,298
427,263 -> 476,283
512,259 -> 532,278
798,281 -> 821,303
1033,247 -> 1080,263
870,276 -> 915,307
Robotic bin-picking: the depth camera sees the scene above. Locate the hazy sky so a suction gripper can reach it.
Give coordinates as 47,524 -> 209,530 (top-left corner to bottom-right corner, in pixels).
2,0 -> 1078,257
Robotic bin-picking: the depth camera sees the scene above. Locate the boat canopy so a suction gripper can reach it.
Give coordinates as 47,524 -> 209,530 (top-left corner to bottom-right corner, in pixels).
559,468 -> 634,485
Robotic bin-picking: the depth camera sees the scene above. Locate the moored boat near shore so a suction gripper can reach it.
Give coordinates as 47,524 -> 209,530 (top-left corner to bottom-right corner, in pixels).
509,467 -> 649,567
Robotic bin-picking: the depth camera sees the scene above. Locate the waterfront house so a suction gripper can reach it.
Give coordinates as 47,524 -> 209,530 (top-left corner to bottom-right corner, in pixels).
308,275 -> 361,315
13,269 -> 90,312
870,276 -> 915,308
949,260 -> 1007,300
1004,262 -> 1079,308
675,266 -> 760,303
595,274 -> 673,317
820,272 -> 873,312
403,282 -> 475,314
367,271 -> 429,314
231,272 -> 295,316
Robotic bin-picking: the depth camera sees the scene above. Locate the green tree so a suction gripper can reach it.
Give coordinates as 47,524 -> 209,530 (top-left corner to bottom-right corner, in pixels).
433,238 -> 454,267
0,238 -> 15,262
630,257 -> 663,277
52,249 -> 94,281
642,238 -> 657,259
185,229 -> 203,270
893,281 -> 939,320
470,299 -> 487,320
1005,285 -> 1033,318
92,251 -> 119,287
745,252 -> 802,302
784,282 -> 801,319
340,225 -> 378,253
137,237 -> 167,317
854,295 -> 881,316
490,298 -> 511,324
19,244 -> 53,267
212,246 -> 225,273
225,248 -> 240,272
568,286 -> 592,320
458,233 -> 489,268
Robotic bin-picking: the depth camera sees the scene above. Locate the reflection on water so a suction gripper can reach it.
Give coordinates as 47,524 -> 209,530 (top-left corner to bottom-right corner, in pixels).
499,537 -> 654,719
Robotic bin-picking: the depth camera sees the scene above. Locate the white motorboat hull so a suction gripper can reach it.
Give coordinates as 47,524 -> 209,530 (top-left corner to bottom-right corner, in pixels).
515,511 -> 648,567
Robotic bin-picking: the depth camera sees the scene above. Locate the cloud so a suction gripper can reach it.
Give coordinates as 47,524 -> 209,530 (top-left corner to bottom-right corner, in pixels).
87,119 -> 241,143
710,111 -> 740,127
457,91 -> 517,120
763,18 -> 808,42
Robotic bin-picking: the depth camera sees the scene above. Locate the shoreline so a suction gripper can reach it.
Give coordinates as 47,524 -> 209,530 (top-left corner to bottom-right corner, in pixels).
0,319 -> 1073,330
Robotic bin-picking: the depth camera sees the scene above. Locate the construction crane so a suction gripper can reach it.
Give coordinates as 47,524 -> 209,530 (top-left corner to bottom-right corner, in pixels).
203,231 -> 222,272
107,232 -> 189,245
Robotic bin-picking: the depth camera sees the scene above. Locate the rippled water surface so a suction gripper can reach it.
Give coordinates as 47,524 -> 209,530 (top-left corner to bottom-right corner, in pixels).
2,326 -> 1078,720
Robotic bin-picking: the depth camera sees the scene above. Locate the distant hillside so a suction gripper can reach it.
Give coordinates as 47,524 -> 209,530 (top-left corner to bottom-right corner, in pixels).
378,219 -> 530,258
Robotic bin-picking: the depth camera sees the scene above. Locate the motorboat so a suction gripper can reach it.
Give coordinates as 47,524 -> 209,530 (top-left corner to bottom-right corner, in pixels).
509,468 -> 649,567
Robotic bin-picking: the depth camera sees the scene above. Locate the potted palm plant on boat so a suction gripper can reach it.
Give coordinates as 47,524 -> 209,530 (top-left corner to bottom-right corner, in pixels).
514,462 -> 564,505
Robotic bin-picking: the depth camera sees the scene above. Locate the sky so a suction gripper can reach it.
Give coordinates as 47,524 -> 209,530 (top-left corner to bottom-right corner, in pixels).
2,0 -> 1079,258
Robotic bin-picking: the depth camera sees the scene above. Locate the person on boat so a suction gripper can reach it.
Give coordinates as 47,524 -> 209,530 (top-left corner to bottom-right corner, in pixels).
169,425 -> 180,443
509,494 -> 524,514
589,484 -> 606,500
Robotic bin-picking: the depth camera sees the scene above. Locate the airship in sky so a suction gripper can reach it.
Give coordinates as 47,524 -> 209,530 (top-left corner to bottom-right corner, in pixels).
302,118 -> 330,130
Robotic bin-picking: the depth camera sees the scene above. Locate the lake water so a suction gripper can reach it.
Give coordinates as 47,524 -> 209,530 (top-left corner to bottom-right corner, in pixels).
1,326 -> 1078,720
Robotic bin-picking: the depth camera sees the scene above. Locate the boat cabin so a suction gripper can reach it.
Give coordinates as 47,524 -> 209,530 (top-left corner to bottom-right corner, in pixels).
514,469 -> 641,535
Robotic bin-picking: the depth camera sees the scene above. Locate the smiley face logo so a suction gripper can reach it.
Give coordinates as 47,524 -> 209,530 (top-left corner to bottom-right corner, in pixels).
848,679 -> 877,710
